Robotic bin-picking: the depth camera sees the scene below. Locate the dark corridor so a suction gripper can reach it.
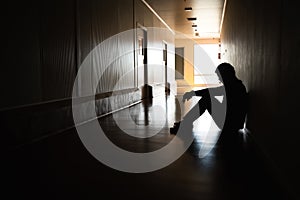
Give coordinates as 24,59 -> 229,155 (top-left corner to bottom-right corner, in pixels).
1,0 -> 300,199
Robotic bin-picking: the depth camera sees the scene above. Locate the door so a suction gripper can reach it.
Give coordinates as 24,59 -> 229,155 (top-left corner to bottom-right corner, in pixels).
136,25 -> 148,87
163,42 -> 169,91
175,47 -> 184,79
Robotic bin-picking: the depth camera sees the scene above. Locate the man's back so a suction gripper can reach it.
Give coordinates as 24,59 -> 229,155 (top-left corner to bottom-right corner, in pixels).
223,78 -> 247,131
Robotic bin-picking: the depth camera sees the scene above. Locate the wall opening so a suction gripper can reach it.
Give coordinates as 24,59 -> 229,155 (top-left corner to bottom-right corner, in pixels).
194,44 -> 221,85
175,47 -> 184,79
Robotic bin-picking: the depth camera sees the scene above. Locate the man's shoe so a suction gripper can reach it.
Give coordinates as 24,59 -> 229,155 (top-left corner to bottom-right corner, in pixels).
174,121 -> 181,127
170,126 -> 178,134
170,121 -> 181,134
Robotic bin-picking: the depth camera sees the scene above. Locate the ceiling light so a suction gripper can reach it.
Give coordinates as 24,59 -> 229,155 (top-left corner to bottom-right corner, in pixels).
187,17 -> 197,21
184,7 -> 192,11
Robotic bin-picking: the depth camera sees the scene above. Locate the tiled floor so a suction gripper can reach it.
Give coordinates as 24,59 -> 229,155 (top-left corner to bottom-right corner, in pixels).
5,87 -> 289,200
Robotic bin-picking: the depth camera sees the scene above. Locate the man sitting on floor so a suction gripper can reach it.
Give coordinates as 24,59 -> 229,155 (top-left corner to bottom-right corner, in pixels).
170,63 -> 248,140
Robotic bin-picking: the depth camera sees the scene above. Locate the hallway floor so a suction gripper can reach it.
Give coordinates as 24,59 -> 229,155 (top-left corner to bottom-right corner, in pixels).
5,87 -> 289,200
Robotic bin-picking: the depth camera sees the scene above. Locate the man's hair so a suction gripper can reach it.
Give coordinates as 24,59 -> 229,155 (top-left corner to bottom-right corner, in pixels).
216,63 -> 236,77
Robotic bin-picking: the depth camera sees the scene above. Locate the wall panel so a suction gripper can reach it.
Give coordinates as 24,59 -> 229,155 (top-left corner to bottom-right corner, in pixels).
221,0 -> 300,198
40,0 -> 77,100
1,0 -> 42,109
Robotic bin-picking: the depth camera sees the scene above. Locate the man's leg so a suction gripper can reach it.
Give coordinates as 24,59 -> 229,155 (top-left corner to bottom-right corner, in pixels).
182,96 -> 210,124
207,97 -> 226,129
170,94 -> 211,134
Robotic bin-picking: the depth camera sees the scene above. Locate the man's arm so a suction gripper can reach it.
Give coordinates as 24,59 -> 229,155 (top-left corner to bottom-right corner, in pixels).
182,89 -> 208,102
194,88 -> 209,96
182,86 -> 224,102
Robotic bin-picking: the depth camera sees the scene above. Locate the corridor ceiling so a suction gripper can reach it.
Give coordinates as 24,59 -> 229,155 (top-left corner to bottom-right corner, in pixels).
145,0 -> 226,39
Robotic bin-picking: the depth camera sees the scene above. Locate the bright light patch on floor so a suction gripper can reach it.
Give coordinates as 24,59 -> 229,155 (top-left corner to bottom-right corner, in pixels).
186,96 -> 221,158
193,111 -> 221,158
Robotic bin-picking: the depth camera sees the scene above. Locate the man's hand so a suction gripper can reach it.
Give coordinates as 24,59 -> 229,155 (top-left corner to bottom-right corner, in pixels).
182,91 -> 194,102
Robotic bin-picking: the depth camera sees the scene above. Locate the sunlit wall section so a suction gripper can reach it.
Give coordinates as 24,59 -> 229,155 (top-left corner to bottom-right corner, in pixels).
135,0 -> 175,95
194,44 -> 220,85
147,27 -> 175,87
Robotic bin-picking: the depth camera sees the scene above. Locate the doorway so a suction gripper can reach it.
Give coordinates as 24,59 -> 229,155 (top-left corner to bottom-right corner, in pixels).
175,47 -> 184,79
136,24 -> 152,99
136,24 -> 148,87
163,42 -> 170,93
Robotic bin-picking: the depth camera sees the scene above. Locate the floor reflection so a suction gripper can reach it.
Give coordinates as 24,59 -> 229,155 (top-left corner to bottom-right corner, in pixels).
105,85 -> 223,160
176,86 -> 223,158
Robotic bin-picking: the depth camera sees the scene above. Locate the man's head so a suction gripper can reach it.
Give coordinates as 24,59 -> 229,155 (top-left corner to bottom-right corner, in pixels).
215,63 -> 236,83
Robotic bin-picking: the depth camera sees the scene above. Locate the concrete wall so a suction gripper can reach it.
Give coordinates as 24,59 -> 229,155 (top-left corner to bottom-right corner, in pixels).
221,0 -> 300,198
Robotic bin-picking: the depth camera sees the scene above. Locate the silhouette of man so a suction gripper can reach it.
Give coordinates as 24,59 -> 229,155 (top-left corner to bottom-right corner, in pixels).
170,63 -> 247,138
